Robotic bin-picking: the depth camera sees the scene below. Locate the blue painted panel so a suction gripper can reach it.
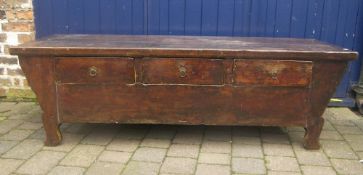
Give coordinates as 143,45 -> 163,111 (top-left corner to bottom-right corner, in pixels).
83,0 -> 100,33
132,0 -> 146,34
185,0 -> 202,35
99,0 -> 117,33
116,0 -> 133,34
290,0 -> 308,38
51,0 -> 68,34
32,0 -> 363,102
169,0 -> 185,35
217,0 -> 234,36
68,0 -> 84,33
147,0 -> 160,34
201,0 -> 219,35
275,0 -> 292,37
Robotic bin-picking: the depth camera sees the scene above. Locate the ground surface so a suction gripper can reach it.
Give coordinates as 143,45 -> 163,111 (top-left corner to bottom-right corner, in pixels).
0,102 -> 363,175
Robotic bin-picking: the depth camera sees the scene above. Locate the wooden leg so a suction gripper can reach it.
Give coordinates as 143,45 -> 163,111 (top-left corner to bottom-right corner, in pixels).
42,113 -> 62,146
303,117 -> 324,150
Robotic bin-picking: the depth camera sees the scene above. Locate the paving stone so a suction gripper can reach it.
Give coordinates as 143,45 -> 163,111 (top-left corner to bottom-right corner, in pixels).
263,143 -> 295,157
43,133 -> 84,152
342,134 -> 363,151
335,125 -> 363,134
0,140 -> 18,155
321,140 -> 358,159
17,122 -> 43,130
0,158 -> 23,175
201,141 -> 231,154
354,119 -> 363,130
65,123 -> 95,135
320,130 -> 343,140
267,171 -> 301,175
48,166 -> 86,175
160,157 -> 197,174
0,102 -> 17,113
287,126 -> 305,132
357,151 -> 363,159
265,156 -> 300,172
331,159 -> 363,175
146,126 -> 176,139
260,127 -> 287,135
204,127 -> 232,142
301,166 -> 336,175
232,136 -> 261,145
81,125 -> 119,145
177,125 -> 204,132
328,119 -> 356,126
232,157 -> 266,174
28,128 -> 45,140
232,144 -> 263,158
261,133 -> 290,144
198,152 -> 230,165
322,121 -> 336,131
16,151 -> 66,174
196,164 -> 230,175
86,161 -> 124,175
0,120 -> 23,134
60,144 -> 104,167
5,103 -> 36,115
287,131 -> 304,143
141,138 -> 170,148
107,138 -> 140,152
132,147 -> 166,162
2,139 -> 43,159
122,161 -> 160,175
7,114 -> 32,120
232,126 -> 260,137
173,132 -> 203,145
117,125 -> 149,140
98,150 -> 131,163
327,108 -> 360,120
0,129 -> 33,141
167,144 -> 200,158
293,144 -> 331,166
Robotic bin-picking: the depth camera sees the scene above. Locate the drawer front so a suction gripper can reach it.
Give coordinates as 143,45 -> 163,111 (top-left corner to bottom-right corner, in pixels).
55,57 -> 134,84
234,59 -> 312,87
142,58 -> 224,85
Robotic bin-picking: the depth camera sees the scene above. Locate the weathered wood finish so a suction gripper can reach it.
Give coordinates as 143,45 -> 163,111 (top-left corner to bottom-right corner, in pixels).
55,57 -> 134,84
234,60 -> 313,87
10,35 -> 358,150
141,58 -> 224,85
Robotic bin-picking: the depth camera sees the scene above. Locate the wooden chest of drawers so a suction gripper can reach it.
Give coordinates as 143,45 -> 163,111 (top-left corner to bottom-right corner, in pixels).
10,35 -> 357,149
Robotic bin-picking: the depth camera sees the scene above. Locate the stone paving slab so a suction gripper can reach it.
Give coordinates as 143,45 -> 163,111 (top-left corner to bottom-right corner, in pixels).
0,102 -> 363,175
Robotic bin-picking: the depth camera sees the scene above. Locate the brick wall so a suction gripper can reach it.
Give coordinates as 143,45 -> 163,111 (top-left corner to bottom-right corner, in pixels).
0,0 -> 34,97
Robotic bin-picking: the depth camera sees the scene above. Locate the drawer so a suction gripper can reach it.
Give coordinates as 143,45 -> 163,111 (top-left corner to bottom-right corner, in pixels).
234,59 -> 312,87
55,57 -> 134,84
141,58 -> 224,85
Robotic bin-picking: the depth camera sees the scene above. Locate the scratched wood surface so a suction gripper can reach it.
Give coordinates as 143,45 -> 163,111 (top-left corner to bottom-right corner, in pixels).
234,60 -> 313,87
10,35 -> 357,60
10,35 -> 357,150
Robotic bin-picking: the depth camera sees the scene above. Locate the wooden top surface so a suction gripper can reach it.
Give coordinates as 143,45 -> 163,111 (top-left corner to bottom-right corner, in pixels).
10,35 -> 358,61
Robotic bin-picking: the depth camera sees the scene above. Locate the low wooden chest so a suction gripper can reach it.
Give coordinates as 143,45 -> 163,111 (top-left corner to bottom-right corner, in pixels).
10,35 -> 357,149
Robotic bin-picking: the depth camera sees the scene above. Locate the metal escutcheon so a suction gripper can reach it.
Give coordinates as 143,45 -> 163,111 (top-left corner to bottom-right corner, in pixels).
89,66 -> 98,77
179,66 -> 187,78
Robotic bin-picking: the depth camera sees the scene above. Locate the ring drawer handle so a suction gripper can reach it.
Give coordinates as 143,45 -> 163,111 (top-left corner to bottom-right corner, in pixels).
89,66 -> 98,77
179,66 -> 187,78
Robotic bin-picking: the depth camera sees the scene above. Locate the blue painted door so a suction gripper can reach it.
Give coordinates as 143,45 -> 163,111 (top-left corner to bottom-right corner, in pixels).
33,0 -> 363,99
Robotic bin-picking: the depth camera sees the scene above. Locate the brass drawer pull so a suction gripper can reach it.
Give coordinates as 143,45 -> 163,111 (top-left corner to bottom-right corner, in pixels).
179,66 -> 187,78
89,66 -> 98,77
